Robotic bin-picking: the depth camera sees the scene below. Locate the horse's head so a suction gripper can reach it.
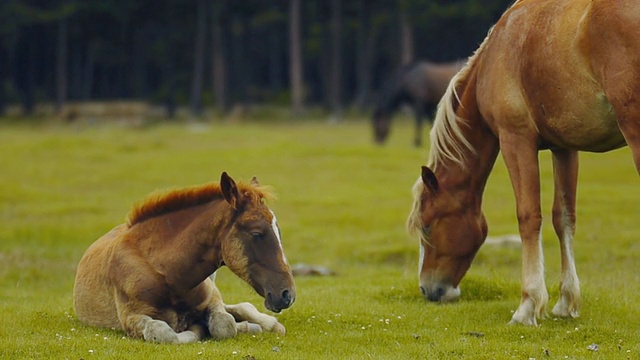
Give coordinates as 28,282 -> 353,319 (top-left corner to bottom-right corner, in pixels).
407,166 -> 487,302
219,172 -> 296,313
372,108 -> 392,144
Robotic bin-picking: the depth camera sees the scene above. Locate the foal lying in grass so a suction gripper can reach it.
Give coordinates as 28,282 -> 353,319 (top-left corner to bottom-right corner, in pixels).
73,172 -> 295,343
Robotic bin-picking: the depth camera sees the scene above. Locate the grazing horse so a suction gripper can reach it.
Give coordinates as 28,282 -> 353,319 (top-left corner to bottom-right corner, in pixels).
407,0 -> 640,326
372,60 -> 465,147
73,172 -> 296,342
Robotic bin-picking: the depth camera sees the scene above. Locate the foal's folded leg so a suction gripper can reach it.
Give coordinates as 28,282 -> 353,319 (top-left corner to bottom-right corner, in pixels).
206,286 -> 238,340
126,314 -> 205,344
225,302 -> 286,335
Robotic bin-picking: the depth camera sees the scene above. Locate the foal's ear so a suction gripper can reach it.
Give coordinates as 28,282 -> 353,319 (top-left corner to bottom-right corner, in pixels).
421,166 -> 439,194
250,176 -> 260,186
220,172 -> 239,209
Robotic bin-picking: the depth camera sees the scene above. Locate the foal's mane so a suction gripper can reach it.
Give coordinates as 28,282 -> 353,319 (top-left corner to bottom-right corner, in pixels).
126,181 -> 274,227
427,27 -> 495,170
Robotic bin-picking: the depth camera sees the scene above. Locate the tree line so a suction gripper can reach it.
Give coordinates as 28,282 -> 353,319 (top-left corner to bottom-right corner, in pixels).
0,0 -> 513,118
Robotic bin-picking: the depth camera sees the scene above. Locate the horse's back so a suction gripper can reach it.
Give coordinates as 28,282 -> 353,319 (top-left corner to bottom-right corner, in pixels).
476,0 -> 638,152
73,224 -> 127,328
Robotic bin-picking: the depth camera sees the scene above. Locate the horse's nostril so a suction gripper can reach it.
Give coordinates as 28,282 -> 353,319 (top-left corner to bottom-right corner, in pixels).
419,286 -> 427,296
282,289 -> 292,306
426,285 -> 446,302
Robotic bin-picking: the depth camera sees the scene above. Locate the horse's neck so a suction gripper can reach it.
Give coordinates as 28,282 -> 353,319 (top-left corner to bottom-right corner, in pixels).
134,201 -> 229,291
435,79 -> 499,208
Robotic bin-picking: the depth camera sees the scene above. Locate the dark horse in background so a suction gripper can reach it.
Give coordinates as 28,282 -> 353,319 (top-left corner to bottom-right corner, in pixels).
372,60 -> 466,147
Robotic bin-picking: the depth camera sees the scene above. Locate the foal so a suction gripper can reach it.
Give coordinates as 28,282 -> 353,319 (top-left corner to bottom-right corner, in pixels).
73,172 -> 295,343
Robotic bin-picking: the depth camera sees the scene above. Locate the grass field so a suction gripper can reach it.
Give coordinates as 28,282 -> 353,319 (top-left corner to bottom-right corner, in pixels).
1,116 -> 639,359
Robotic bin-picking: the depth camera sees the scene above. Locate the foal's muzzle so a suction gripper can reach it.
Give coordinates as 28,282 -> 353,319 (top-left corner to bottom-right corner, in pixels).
265,289 -> 295,313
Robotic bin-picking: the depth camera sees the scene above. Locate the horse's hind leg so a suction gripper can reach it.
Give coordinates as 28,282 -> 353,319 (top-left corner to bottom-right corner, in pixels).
550,150 -> 581,318
225,302 -> 286,335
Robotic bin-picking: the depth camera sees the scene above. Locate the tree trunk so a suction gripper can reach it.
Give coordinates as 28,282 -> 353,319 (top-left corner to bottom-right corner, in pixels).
399,5 -> 414,65
353,0 -> 375,110
164,46 -> 176,119
82,43 -> 94,100
328,0 -> 342,121
268,19 -> 283,96
131,28 -> 147,98
0,40 -> 6,116
190,0 -> 207,117
211,0 -> 227,112
22,27 -> 36,115
289,0 -> 303,116
55,18 -> 68,114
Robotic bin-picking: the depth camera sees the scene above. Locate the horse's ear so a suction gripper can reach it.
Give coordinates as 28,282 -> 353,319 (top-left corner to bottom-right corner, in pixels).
421,166 -> 439,194
220,172 -> 239,209
250,176 -> 260,186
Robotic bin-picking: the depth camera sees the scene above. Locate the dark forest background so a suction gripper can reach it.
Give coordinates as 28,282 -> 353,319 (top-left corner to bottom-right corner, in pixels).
0,0 -> 514,119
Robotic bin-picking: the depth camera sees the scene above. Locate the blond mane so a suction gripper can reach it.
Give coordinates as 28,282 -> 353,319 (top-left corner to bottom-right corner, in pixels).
427,26 -> 495,170
126,181 -> 274,227
406,177 -> 426,239
408,27 -> 496,235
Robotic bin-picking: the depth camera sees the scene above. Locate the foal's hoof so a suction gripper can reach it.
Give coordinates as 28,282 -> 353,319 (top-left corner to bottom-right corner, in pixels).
143,320 -> 179,343
209,312 -> 238,340
237,321 -> 263,334
271,322 -> 286,335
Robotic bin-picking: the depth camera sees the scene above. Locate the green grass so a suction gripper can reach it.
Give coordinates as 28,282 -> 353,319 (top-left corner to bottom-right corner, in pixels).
1,116 -> 639,359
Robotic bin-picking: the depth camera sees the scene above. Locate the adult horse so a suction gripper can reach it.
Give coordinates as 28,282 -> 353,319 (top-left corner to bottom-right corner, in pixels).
74,172 -> 296,342
372,60 -> 465,147
407,0 -> 640,326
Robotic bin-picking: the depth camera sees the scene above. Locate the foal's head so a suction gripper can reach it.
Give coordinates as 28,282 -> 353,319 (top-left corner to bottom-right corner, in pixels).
219,172 -> 295,313
407,167 -> 487,302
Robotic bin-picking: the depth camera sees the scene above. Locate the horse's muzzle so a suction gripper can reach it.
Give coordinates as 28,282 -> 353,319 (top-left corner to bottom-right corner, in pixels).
420,283 -> 460,302
265,289 -> 295,313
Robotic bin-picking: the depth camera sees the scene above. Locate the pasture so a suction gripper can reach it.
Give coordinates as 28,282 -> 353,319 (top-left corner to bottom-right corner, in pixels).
1,116 -> 638,359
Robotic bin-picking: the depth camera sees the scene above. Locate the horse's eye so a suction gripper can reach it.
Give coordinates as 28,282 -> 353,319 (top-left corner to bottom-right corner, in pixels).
250,231 -> 263,240
422,226 -> 431,238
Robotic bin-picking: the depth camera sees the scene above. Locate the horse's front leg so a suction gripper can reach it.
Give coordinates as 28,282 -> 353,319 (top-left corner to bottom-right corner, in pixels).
225,302 -> 286,335
205,280 -> 238,340
550,149 -> 580,318
500,135 -> 548,326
